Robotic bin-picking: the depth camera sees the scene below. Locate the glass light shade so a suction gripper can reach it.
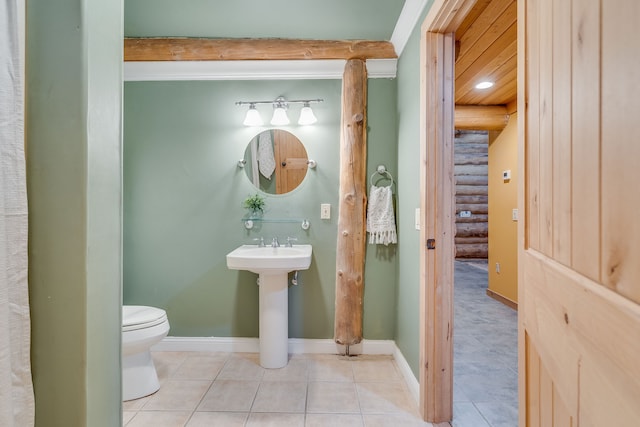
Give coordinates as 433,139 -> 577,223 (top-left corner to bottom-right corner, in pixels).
243,105 -> 263,126
270,107 -> 290,125
298,105 -> 317,125
475,81 -> 494,89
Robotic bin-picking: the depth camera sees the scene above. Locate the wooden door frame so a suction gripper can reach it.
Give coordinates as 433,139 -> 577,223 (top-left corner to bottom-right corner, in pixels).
418,0 -> 478,423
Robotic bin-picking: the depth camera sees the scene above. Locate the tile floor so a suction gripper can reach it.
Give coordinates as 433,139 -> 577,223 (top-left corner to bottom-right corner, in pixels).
123,260 -> 517,427
452,260 -> 518,427
123,352 -> 430,426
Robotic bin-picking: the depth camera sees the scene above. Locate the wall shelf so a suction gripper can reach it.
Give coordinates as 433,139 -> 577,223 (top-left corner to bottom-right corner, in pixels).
243,218 -> 310,230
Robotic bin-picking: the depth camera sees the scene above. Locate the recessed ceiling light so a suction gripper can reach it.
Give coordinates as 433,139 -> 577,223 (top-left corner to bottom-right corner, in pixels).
475,81 -> 494,89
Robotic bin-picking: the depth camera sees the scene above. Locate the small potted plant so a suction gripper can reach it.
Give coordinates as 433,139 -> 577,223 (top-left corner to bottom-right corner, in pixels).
243,193 -> 266,218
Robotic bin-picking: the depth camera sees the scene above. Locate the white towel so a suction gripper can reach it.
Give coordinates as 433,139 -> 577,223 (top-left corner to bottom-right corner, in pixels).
366,185 -> 397,245
257,131 -> 275,179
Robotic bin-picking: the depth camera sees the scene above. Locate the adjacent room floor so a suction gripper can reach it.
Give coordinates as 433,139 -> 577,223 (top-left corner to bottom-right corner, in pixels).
123,260 -> 518,427
452,260 -> 518,427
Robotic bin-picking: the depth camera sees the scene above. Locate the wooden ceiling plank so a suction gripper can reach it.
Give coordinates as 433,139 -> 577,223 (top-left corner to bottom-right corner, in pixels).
457,0 -> 514,53
455,36 -> 516,94
455,1 -> 517,76
456,0 -> 493,40
124,38 -> 398,61
456,51 -> 517,103
456,19 -> 518,78
464,76 -> 517,105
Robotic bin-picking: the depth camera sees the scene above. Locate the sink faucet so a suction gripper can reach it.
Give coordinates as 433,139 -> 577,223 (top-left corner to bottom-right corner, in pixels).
271,237 -> 280,248
285,237 -> 298,247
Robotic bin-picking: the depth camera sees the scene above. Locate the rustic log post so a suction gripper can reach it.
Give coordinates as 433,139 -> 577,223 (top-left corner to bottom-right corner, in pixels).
334,59 -> 367,349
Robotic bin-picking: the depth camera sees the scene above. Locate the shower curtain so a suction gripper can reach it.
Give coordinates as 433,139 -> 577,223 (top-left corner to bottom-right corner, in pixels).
0,0 -> 35,425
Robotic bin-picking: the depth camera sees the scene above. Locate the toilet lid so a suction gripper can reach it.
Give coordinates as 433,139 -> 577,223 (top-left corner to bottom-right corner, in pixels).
123,305 -> 167,331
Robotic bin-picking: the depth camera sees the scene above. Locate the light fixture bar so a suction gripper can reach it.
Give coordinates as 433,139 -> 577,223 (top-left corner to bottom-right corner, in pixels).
235,98 -> 323,107
236,97 -> 324,127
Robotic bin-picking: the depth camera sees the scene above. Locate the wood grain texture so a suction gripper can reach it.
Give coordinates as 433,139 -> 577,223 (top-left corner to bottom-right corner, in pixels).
124,38 -> 397,61
454,105 -> 509,130
334,59 -> 367,347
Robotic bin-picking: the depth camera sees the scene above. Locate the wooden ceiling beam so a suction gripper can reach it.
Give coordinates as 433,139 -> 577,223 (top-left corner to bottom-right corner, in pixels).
124,38 -> 397,61
455,105 -> 509,130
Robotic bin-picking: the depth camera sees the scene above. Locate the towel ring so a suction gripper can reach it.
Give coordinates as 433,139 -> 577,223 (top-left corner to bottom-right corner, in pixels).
370,165 -> 395,187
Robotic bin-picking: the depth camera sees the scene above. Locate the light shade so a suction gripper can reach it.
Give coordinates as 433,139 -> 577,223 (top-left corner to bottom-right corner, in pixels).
243,104 -> 263,126
270,106 -> 290,125
475,81 -> 494,89
298,103 -> 317,125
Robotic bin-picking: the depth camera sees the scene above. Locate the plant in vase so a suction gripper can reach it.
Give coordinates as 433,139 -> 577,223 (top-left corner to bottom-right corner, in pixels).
243,193 -> 266,218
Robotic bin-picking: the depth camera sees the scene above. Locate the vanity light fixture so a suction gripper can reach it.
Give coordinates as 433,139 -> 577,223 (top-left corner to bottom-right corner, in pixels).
236,96 -> 323,127
298,102 -> 318,125
243,103 -> 264,126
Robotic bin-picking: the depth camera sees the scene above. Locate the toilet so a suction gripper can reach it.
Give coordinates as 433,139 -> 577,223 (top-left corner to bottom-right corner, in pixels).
122,305 -> 170,401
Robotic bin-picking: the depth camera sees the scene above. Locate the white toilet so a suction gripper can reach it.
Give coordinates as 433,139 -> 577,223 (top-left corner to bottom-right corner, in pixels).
122,305 -> 170,401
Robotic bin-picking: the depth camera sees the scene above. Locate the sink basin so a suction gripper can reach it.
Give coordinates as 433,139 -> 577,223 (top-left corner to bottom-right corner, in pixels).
226,244 -> 312,275
226,243 -> 313,369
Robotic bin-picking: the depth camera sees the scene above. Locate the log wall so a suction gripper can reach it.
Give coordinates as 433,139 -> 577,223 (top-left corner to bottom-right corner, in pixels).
454,130 -> 488,258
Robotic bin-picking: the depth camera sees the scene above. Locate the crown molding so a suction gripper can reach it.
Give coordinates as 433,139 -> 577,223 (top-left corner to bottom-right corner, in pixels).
123,59 -> 396,81
390,0 -> 431,56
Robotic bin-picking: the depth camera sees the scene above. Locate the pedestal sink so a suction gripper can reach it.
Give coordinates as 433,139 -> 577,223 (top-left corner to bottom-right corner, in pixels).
226,244 -> 312,368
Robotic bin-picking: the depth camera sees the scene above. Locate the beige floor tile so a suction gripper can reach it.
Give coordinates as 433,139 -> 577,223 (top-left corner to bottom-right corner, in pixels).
218,353 -> 265,381
307,357 -> 354,382
246,412 -> 305,427
251,381 -> 307,413
305,413 -> 364,426
172,354 -> 227,380
363,413 -> 432,426
186,411 -> 248,426
356,382 -> 419,415
126,411 -> 192,427
352,359 -> 402,382
142,379 -> 211,411
307,382 -> 360,414
197,379 -> 260,412
152,351 -> 190,383
122,411 -> 136,425
262,358 -> 308,381
123,394 -> 153,411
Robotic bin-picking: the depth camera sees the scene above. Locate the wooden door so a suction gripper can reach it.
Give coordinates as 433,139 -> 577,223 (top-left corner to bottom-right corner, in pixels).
519,0 -> 640,425
273,129 -> 308,194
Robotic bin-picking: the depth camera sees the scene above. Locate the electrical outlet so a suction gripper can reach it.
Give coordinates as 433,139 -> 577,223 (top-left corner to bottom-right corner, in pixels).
415,208 -> 420,230
512,208 -> 519,221
320,203 -> 331,219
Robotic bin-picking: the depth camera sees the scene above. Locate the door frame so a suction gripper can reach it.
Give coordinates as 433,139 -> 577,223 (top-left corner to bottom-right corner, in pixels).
418,0 -> 480,423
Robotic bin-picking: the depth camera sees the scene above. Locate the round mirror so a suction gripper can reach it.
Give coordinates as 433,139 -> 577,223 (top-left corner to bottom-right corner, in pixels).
242,129 -> 309,194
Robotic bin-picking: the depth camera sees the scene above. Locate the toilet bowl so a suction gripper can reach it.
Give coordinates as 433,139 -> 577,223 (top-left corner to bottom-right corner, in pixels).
122,305 -> 170,401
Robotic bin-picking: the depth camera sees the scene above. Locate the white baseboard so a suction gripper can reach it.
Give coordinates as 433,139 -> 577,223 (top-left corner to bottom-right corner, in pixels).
152,336 -> 396,356
392,343 -> 420,404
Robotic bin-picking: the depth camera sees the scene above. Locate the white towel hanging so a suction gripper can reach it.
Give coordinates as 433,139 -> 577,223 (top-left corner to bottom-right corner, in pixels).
366,185 -> 397,245
257,131 -> 275,179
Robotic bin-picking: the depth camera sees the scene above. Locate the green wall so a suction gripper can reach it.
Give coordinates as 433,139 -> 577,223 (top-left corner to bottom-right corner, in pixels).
123,78 -> 398,340
26,0 -> 123,425
395,2 -> 434,378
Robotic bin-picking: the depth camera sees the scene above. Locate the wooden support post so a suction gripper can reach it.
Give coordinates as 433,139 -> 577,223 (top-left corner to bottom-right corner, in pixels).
334,59 -> 368,348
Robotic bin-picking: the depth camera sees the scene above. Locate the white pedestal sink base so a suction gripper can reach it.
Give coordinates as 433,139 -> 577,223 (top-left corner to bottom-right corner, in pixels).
258,273 -> 289,368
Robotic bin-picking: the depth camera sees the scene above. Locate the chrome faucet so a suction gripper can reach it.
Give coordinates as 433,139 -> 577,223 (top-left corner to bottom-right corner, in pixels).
271,237 -> 280,248
285,237 -> 298,247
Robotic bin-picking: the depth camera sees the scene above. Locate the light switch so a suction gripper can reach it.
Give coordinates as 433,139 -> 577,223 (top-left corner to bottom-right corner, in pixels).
415,208 -> 421,230
321,203 -> 331,219
512,208 -> 519,221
